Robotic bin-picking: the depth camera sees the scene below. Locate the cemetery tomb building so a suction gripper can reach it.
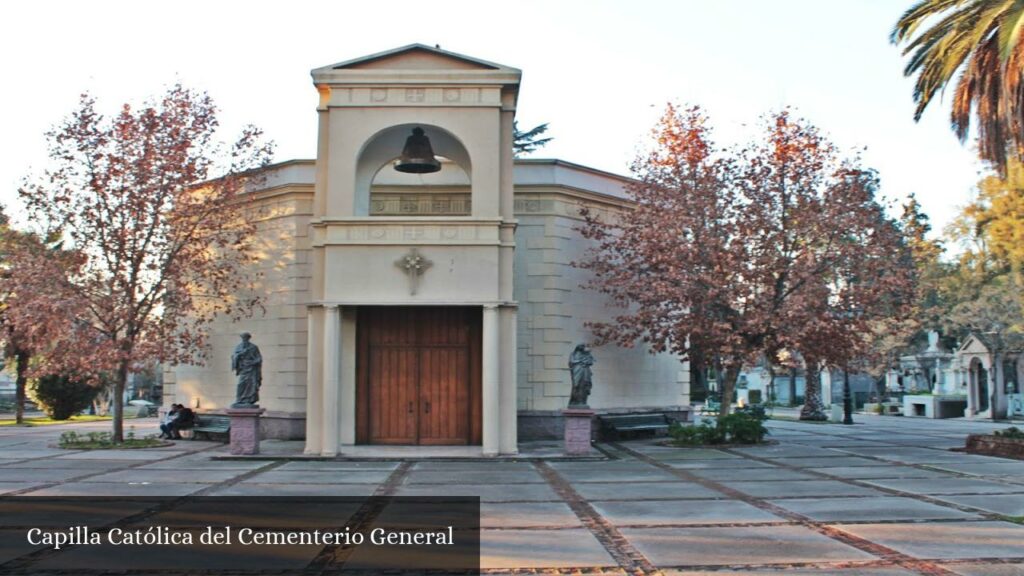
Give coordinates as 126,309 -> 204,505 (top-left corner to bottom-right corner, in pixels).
166,45 -> 691,455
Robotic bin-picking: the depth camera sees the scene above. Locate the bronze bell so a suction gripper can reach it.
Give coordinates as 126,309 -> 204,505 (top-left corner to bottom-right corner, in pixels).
394,127 -> 442,174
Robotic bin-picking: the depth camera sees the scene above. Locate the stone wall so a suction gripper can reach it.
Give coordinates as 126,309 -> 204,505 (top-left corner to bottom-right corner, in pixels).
166,178 -> 314,428
513,189 -> 690,415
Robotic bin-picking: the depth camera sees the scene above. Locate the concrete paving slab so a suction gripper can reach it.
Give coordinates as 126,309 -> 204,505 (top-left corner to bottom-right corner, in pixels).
410,461 -> 536,471
207,483 -> 379,497
241,470 -> 393,484
0,449 -> 74,458
24,482 -> 210,496
135,458 -> 269,470
639,449 -> 740,460
393,483 -> 561,502
765,456 -> 888,468
480,528 -> 614,569
723,480 -> 885,498
548,459 -> 663,471
554,467 -> 682,483
404,470 -> 544,484
592,499 -> 784,525
687,467 -> 818,482
813,466 -> 953,480
0,482 -> 41,494
862,477 -> 1024,495
622,525 -> 875,565
0,458 -> 136,470
480,502 -> 581,528
663,459 -> 778,470
927,461 -> 1024,477
81,469 -> 247,484
931,494 -> 1024,516
948,563 -> 1024,575
576,481 -> 725,501
55,450 -> 189,460
769,496 -> 982,522
831,521 -> 1024,559
275,460 -> 401,471
0,468 -> 87,482
729,445 -> 849,458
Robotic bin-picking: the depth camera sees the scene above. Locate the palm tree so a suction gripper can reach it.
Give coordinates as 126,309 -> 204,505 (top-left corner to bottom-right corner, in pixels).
892,0 -> 1024,173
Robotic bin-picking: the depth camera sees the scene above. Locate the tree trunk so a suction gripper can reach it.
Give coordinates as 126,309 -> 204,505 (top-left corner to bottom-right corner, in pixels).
113,361 -> 128,442
14,349 -> 29,425
800,359 -> 827,420
719,363 -> 741,417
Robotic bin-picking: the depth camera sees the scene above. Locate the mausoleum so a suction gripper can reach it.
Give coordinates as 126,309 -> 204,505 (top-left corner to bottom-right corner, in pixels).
165,44 -> 691,455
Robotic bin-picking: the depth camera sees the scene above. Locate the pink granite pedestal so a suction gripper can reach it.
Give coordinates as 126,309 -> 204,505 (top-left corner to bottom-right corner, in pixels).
226,407 -> 265,455
563,408 -> 595,456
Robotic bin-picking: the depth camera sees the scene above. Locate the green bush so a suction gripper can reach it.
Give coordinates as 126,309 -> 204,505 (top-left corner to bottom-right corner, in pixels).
735,403 -> 768,421
669,411 -> 769,446
718,413 -> 768,444
995,427 -> 1024,440
31,375 -> 100,420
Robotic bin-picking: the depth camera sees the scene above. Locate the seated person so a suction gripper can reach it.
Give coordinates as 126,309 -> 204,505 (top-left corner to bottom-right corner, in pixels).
159,404 -> 181,439
174,406 -> 195,438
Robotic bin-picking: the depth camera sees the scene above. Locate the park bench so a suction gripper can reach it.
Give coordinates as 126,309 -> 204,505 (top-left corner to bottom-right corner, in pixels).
189,414 -> 231,441
599,413 -> 673,440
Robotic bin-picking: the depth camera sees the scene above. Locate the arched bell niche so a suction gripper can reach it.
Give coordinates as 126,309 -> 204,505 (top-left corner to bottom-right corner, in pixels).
354,124 -> 472,217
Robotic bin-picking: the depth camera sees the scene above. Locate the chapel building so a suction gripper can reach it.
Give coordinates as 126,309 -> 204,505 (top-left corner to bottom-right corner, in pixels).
166,45 -> 691,456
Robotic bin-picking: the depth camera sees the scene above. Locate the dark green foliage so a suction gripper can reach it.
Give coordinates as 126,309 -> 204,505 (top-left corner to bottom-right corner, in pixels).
669,411 -> 769,446
995,427 -> 1024,440
719,413 -> 769,444
735,403 -> 768,421
30,374 -> 99,420
513,121 -> 553,156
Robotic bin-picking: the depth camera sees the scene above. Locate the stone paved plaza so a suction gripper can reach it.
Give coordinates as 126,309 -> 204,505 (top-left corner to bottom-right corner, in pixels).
1,415 -> 1024,574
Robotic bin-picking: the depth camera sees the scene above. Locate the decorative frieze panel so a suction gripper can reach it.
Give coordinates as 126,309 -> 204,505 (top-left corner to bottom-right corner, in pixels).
312,221 -> 502,246
370,193 -> 471,216
513,193 -> 623,222
330,86 -> 502,107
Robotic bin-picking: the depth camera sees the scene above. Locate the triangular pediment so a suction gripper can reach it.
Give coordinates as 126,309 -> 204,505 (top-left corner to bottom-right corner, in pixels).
323,44 -> 511,72
958,333 -> 990,354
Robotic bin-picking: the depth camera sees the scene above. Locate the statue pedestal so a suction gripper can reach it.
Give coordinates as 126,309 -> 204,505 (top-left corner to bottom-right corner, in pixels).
562,408 -> 595,456
226,407 -> 264,455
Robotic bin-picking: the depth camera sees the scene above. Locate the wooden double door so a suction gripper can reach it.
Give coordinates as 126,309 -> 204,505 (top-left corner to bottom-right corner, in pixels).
356,307 -> 482,445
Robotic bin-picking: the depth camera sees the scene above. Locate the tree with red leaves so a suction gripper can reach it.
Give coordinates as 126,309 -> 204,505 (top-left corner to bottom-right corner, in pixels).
0,211 -> 81,424
578,106 -> 914,419
13,85 -> 273,441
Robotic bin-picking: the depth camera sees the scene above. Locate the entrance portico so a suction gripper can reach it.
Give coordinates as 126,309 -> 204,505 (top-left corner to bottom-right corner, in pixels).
302,45 -> 521,456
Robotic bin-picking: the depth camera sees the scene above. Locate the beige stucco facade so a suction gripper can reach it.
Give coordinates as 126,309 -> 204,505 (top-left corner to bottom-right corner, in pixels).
166,45 -> 690,455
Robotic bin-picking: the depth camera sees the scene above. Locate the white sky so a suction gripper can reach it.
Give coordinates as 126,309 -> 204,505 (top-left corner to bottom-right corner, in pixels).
0,0 -> 985,236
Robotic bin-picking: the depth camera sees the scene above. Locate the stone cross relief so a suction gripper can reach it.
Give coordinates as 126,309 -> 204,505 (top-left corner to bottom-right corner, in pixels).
395,248 -> 433,295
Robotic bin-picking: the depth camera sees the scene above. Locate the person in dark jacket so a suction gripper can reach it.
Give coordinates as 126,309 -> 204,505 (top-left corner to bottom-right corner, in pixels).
159,404 -> 181,439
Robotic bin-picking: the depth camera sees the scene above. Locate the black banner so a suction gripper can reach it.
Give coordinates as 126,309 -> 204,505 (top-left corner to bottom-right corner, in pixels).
0,496 -> 480,575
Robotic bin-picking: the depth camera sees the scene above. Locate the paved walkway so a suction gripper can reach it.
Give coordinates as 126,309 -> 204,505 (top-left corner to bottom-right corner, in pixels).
1,415 -> 1023,574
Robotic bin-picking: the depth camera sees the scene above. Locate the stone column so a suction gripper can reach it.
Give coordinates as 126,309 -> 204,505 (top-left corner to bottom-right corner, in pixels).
321,304 -> 341,457
499,306 -> 518,455
303,306 -> 322,455
339,308 -> 357,446
482,305 -> 500,456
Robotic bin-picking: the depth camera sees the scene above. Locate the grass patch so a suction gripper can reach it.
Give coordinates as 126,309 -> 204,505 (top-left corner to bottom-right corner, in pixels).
0,415 -> 112,427
1000,515 -> 1024,525
58,429 -> 165,449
